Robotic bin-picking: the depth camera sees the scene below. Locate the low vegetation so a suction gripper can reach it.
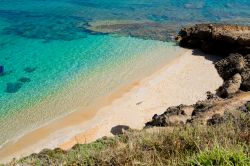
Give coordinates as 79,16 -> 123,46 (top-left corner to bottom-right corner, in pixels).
6,111 -> 249,166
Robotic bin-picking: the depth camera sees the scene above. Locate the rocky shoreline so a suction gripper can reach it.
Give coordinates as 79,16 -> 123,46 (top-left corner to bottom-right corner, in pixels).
146,24 -> 250,128
177,24 -> 250,55
146,91 -> 250,127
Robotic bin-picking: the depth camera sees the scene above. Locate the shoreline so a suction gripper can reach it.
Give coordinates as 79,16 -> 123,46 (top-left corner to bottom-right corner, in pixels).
0,42 -> 181,149
0,49 -> 223,163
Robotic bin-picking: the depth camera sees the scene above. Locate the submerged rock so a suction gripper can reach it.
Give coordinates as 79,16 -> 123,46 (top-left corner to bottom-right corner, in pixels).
5,82 -> 22,93
83,20 -> 179,41
24,67 -> 36,73
18,77 -> 31,83
0,65 -> 4,75
177,24 -> 250,55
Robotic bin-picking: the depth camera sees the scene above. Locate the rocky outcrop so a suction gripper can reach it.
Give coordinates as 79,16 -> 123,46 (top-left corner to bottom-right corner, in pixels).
145,105 -> 193,127
177,24 -> 250,98
145,92 -> 250,128
177,24 -> 250,55
216,73 -> 242,98
214,53 -> 250,97
149,24 -> 250,127
145,92 -> 219,127
215,53 -> 246,80
146,24 -> 250,128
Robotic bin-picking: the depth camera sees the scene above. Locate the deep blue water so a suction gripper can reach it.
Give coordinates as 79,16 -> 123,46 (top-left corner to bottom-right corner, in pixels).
0,0 -> 250,146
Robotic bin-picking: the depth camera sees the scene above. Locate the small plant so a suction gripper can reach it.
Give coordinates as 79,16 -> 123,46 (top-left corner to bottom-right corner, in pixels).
246,104 -> 250,112
187,146 -> 250,166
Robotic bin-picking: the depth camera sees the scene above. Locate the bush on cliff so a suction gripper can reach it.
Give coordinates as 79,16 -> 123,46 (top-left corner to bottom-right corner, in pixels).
187,146 -> 249,166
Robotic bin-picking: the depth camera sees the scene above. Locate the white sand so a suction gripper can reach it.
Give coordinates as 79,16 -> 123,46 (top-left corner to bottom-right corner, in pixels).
0,49 -> 223,163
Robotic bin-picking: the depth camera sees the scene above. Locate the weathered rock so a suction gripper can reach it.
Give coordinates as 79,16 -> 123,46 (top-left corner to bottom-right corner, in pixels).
215,53 -> 245,80
241,78 -> 250,91
145,114 -> 168,127
241,69 -> 250,82
192,100 -> 214,116
207,114 -> 225,125
146,91 -> 250,128
217,73 -> 242,98
145,105 -> 193,127
178,24 -> 250,55
163,105 -> 187,116
172,24 -> 250,127
214,53 -> 250,94
0,65 -> 4,75
146,23 -> 250,129
206,91 -> 219,100
241,54 -> 250,86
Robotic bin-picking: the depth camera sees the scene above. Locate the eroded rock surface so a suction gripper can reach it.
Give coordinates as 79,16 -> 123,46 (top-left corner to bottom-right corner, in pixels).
216,73 -> 242,98
145,105 -> 193,127
215,53 -> 250,97
177,24 -> 250,55
177,24 -> 250,98
146,92 -> 250,128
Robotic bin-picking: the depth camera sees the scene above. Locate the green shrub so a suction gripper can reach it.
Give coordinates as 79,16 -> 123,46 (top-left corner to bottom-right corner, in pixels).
187,146 -> 249,166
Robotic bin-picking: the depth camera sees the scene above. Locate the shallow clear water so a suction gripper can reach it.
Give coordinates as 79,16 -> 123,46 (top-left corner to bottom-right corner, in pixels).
0,0 -> 250,145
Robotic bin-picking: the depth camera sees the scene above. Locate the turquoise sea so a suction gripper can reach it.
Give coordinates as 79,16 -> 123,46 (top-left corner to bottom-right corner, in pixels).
0,0 -> 250,146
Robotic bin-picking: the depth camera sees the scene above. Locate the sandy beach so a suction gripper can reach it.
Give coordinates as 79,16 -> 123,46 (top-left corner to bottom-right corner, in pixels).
0,49 -> 223,163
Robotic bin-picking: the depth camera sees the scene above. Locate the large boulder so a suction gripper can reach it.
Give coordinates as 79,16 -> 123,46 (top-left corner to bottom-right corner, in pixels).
217,73 -> 242,98
214,53 -> 250,94
178,24 -> 250,55
215,53 -> 246,80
